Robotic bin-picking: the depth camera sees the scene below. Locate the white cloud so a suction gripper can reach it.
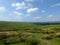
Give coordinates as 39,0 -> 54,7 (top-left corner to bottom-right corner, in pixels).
47,15 -> 53,18
27,8 -> 38,13
42,10 -> 45,13
46,15 -> 60,22
0,6 -> 5,12
13,11 -> 23,16
8,12 -> 25,21
31,17 -> 42,22
12,2 -> 32,10
12,2 -> 27,10
50,3 -> 60,7
13,11 -> 24,19
33,17 -> 42,20
8,11 -> 25,21
12,3 -> 15,7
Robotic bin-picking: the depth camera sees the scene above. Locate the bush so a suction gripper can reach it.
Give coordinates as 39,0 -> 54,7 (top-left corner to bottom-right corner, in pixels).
55,33 -> 60,38
42,35 -> 53,40
0,33 -> 7,39
26,38 -> 40,45
5,37 -> 20,44
20,37 -> 26,42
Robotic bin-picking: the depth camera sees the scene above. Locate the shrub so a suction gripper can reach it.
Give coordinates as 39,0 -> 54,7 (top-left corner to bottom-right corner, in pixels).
20,37 -> 26,42
5,37 -> 20,44
0,33 -> 7,39
55,33 -> 60,38
26,38 -> 40,45
42,35 -> 53,40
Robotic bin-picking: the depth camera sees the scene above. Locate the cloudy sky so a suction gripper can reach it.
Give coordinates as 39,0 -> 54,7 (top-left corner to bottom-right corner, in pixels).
0,0 -> 60,22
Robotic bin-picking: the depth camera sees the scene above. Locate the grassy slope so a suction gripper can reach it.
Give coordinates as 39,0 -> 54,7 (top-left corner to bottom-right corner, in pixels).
0,22 -> 60,31
10,33 -> 60,45
0,22 -> 60,45
0,22 -> 38,30
34,33 -> 60,45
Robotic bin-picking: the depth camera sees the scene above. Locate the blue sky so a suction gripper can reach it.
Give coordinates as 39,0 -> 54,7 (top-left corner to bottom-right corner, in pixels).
0,0 -> 60,22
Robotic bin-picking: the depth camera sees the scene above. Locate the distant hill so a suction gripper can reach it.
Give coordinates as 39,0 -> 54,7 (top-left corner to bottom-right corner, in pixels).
0,21 -> 60,31
32,22 -> 60,25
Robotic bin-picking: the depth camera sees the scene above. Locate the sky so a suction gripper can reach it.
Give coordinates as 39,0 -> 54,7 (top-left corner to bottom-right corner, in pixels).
0,0 -> 60,22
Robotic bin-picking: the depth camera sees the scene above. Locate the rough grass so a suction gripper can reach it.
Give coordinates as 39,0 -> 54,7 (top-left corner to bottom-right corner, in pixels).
0,22 -> 60,45
0,22 -> 60,31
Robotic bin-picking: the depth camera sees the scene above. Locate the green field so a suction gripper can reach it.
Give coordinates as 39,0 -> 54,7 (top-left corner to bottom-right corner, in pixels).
0,22 -> 60,31
0,22 -> 60,45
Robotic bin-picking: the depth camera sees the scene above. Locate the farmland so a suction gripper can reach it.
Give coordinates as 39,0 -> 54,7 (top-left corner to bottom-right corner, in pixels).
0,22 -> 60,45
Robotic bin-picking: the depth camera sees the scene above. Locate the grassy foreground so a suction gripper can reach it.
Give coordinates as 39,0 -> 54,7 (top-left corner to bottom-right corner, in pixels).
0,22 -> 60,45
